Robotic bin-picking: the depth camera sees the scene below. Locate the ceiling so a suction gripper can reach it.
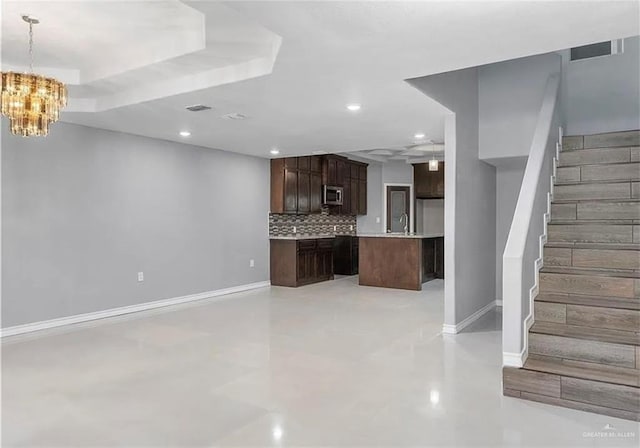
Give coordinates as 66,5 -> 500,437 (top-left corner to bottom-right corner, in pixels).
2,1 -> 639,159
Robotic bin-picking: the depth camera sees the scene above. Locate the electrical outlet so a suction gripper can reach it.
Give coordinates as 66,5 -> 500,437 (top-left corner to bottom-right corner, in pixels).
137,272 -> 144,282
376,217 -> 380,223
350,225 -> 353,231
333,225 -> 337,232
293,226 -> 297,234
249,259 -> 255,268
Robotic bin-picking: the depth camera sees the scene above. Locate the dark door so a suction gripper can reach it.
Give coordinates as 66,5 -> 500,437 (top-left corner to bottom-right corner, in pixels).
386,186 -> 410,233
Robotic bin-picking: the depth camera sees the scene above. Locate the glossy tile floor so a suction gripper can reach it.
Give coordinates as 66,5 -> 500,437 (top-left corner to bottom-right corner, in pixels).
2,276 -> 639,447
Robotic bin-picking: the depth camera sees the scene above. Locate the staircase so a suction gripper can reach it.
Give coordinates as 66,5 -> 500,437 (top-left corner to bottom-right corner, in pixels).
503,130 -> 640,421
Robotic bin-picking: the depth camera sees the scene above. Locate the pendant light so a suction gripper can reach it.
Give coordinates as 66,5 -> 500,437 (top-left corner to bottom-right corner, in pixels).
1,15 -> 67,137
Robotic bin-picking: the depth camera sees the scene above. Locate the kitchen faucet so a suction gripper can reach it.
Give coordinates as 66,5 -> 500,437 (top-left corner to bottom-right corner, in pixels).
400,213 -> 408,234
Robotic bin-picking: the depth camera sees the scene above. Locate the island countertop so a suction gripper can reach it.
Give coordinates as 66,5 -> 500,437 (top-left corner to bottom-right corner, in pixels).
357,233 -> 444,239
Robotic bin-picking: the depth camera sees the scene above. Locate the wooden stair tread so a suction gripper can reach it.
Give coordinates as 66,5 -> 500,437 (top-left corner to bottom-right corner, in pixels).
540,266 -> 640,278
545,241 -> 640,250
524,354 -> 640,387
530,321 -> 640,346
535,292 -> 640,310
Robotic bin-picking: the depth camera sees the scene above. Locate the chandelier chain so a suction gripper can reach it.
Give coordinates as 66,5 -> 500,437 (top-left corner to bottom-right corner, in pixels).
28,21 -> 34,73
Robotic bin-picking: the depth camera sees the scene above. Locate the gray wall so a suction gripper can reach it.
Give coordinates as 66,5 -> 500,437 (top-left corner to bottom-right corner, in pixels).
494,159 -> 527,300
416,199 -> 444,235
479,53 -> 562,161
408,68 -> 497,327
476,53 -> 562,301
2,122 -> 270,328
563,36 -> 640,136
357,163 -> 383,233
382,161 -> 413,184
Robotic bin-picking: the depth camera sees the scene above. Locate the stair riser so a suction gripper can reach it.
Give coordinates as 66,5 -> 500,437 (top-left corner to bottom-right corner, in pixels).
547,224 -> 635,243
516,389 -> 639,421
551,203 -> 577,220
567,305 -> 640,332
557,163 -> 640,183
554,182 -> 632,201
573,248 -> 640,270
559,147 -> 636,166
563,131 -> 640,150
544,247 -> 640,270
563,377 -> 640,414
505,366 -> 640,416
551,201 -> 640,220
529,333 -> 636,368
536,292 -> 640,311
539,272 -> 639,299
535,302 -> 640,331
526,355 -> 640,387
584,130 -> 640,149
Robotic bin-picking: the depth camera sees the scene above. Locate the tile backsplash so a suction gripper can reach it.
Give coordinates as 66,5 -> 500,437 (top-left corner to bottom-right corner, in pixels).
269,207 -> 357,236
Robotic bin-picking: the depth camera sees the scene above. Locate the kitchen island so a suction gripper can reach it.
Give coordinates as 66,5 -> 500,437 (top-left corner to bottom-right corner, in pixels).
358,233 -> 444,291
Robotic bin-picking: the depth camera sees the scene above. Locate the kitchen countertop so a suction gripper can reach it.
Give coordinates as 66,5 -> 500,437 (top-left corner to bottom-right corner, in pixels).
357,233 -> 444,239
269,234 -> 337,240
270,233 -> 443,240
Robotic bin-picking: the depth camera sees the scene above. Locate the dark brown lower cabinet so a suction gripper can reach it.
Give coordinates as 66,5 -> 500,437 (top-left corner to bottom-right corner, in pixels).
435,236 -> 444,279
270,238 -> 334,287
333,235 -> 359,275
421,236 -> 445,282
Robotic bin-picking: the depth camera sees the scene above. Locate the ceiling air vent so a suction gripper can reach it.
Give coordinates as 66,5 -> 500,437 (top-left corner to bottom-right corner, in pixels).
221,112 -> 248,120
185,104 -> 212,112
570,39 -> 623,61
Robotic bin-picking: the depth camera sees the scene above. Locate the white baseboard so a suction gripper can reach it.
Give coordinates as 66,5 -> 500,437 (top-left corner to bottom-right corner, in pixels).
1,281 -> 271,338
441,300 -> 497,335
503,348 -> 528,367
503,305 -> 535,367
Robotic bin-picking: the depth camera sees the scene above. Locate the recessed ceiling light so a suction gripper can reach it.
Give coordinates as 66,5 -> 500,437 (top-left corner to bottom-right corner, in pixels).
221,112 -> 248,120
414,133 -> 425,139
179,131 -> 191,137
346,103 -> 361,112
270,148 -> 280,155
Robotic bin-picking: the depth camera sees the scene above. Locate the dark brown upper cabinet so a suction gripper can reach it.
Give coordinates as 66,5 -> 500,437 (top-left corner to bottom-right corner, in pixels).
271,155 -> 323,214
273,154 -> 367,215
413,162 -> 445,199
321,155 -> 367,215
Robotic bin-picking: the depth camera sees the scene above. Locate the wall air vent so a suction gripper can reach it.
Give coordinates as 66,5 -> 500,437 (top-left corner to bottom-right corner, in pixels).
221,112 -> 248,120
570,39 -> 623,61
185,104 -> 212,112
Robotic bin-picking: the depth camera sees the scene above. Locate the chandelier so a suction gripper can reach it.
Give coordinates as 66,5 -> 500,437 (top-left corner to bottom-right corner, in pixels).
1,15 -> 67,137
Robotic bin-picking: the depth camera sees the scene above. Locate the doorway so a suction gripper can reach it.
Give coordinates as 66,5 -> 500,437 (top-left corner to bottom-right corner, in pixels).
385,185 -> 412,233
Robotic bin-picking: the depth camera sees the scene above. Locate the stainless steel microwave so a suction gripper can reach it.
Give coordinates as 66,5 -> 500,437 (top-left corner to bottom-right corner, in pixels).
323,185 -> 343,205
